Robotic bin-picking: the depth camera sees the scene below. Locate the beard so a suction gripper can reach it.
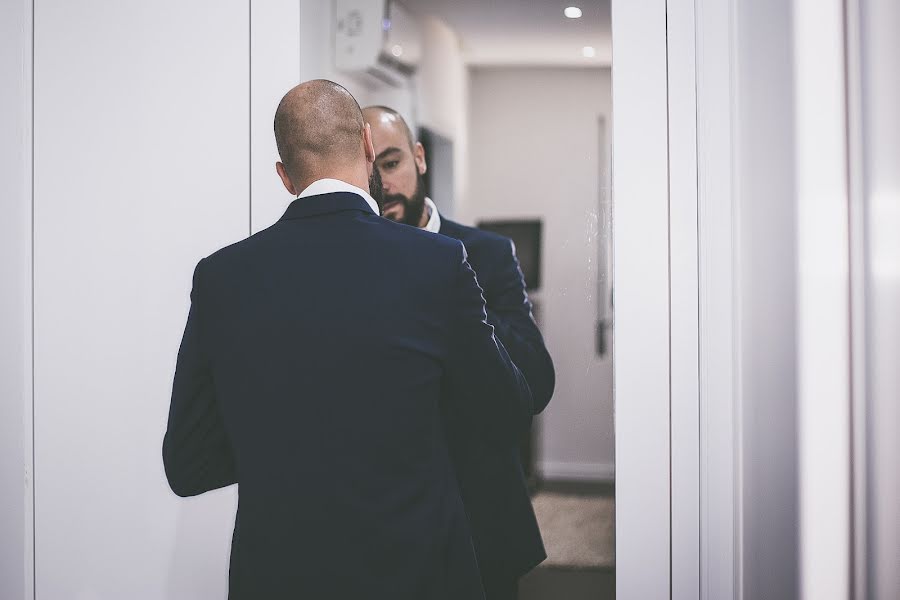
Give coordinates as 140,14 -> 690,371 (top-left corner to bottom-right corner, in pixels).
382,171 -> 427,227
368,165 -> 385,213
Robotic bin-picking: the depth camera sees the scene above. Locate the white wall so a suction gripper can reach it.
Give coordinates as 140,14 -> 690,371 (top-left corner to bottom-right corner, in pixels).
1,1 -> 33,598
413,16 -> 469,218
467,67 -> 613,480
297,0 -> 385,106
24,1 -> 304,597
250,1 -> 302,233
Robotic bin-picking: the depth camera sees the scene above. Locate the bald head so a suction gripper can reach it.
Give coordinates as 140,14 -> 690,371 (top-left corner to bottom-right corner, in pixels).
274,80 -> 369,190
362,105 -> 429,226
362,106 -> 416,151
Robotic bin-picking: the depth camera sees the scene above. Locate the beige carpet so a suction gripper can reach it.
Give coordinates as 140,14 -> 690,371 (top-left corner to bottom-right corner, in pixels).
531,492 -> 615,569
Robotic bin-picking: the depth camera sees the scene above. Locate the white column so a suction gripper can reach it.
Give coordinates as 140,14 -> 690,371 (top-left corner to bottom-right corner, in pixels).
0,1 -> 34,598
612,0 -> 671,597
667,0 -> 701,596
695,0 -> 739,595
793,0 -> 852,597
857,0 -> 900,596
732,0 -> 800,597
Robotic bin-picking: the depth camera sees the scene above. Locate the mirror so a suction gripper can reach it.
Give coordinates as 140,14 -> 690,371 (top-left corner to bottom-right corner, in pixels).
348,1 -> 615,596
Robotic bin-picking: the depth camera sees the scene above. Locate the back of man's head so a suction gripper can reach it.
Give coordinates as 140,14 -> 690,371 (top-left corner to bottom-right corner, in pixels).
274,80 -> 367,191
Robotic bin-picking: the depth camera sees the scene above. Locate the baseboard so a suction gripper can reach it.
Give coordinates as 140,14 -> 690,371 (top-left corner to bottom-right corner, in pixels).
537,461 -> 615,482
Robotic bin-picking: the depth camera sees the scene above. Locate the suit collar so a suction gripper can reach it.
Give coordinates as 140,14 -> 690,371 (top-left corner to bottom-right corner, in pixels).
297,178 -> 379,214
279,192 -> 376,221
438,217 -> 461,236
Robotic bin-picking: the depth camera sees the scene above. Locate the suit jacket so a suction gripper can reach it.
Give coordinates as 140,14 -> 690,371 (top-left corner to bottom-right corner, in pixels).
162,192 -> 533,600
438,218 -> 556,579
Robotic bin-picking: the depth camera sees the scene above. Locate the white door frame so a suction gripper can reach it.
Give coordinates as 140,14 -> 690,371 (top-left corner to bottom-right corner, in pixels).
694,0 -> 740,597
616,0 -> 882,597
666,0 -> 701,594
0,0 -> 35,598
847,0 -> 900,596
611,1 -> 672,597
613,0 -> 739,597
793,0 -> 852,597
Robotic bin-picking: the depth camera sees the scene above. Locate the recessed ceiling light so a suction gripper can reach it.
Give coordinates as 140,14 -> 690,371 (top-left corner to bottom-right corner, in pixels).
391,44 -> 404,57
582,46 -> 596,58
564,6 -> 583,19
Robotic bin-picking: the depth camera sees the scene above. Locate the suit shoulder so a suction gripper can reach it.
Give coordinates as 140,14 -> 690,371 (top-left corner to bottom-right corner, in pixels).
194,221 -> 285,274
441,219 -> 513,257
380,217 -> 464,254
204,226 -> 273,262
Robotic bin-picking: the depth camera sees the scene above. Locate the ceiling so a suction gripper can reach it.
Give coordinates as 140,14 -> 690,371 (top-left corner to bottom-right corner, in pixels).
401,0 -> 611,67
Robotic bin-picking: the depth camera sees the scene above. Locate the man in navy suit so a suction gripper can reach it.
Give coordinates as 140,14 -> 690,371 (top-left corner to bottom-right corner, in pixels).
363,105 -> 556,600
163,80 -> 533,600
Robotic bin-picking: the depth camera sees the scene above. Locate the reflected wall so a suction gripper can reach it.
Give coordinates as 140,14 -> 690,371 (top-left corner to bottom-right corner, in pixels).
467,67 -> 614,480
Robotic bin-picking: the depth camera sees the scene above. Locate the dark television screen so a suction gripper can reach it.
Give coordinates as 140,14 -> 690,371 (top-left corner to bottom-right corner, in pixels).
476,219 -> 542,291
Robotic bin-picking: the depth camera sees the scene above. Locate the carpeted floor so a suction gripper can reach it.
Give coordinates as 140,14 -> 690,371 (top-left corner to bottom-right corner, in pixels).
530,492 -> 615,568
519,490 -> 616,599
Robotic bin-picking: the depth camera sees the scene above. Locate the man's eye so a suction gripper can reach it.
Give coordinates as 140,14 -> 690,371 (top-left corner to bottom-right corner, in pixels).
383,161 -> 399,170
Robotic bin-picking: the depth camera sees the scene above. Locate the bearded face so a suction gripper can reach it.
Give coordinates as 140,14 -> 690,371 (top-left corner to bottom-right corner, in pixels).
380,169 -> 427,226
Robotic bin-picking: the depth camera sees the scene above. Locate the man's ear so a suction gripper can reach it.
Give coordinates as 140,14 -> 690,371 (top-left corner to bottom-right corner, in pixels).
276,162 -> 297,196
414,141 -> 427,175
363,123 -> 376,164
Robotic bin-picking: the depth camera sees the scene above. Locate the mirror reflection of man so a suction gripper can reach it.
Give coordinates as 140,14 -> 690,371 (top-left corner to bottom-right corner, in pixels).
363,105 -> 556,600
163,81 -> 535,599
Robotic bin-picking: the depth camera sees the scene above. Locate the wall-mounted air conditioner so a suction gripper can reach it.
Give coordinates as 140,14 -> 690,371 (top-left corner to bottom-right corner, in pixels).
334,0 -> 421,88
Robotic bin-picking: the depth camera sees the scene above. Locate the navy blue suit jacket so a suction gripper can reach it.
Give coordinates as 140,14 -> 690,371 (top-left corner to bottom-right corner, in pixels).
162,192 -> 533,600
438,218 -> 556,580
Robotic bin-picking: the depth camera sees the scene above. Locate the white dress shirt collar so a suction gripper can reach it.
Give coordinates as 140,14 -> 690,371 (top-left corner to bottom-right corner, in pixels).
296,178 -> 380,215
423,197 -> 441,233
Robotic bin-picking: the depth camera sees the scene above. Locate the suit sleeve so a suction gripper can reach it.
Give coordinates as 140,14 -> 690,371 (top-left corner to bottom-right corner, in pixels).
162,259 -> 237,497
483,238 -> 556,414
445,242 -> 534,445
